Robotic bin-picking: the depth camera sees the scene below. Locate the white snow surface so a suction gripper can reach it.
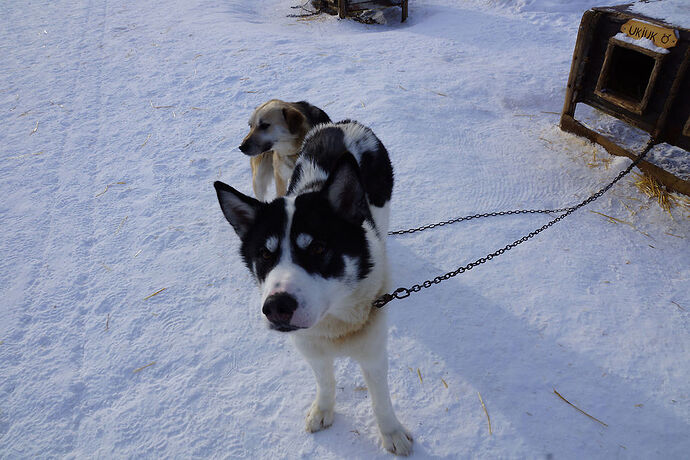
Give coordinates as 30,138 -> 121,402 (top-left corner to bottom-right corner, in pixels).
613,32 -> 670,54
1,0 -> 688,458
630,0 -> 690,28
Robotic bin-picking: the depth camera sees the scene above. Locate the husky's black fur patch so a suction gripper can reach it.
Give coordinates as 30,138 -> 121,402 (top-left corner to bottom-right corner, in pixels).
238,198 -> 287,282
287,121 -> 393,209
300,126 -> 350,170
294,101 -> 332,126
291,189 -> 372,281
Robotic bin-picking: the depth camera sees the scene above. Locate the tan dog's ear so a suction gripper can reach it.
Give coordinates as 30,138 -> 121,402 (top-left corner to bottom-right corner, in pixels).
282,106 -> 305,135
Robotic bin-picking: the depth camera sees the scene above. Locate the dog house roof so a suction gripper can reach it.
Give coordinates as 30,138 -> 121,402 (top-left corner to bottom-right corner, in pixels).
600,1 -> 690,31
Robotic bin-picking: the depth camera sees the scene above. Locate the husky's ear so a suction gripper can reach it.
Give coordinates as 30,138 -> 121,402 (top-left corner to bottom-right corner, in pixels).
322,154 -> 368,224
283,106 -> 305,135
214,181 -> 261,239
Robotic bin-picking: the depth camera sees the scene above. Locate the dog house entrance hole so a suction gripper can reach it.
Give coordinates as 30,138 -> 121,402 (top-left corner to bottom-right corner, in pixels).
595,39 -> 664,114
604,46 -> 654,100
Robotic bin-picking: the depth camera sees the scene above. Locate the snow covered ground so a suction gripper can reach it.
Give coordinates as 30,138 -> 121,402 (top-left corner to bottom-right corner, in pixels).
1,0 -> 688,458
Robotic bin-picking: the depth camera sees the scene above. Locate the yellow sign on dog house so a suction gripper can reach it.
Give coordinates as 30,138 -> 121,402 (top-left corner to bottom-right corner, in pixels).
620,20 -> 678,49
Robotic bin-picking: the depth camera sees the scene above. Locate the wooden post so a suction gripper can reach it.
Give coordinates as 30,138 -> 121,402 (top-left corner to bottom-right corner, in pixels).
338,0 -> 346,19
401,0 -> 408,22
654,47 -> 690,139
560,10 -> 598,123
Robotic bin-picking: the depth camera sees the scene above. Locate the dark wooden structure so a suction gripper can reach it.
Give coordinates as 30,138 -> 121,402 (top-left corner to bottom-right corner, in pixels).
316,0 -> 408,22
561,5 -> 690,196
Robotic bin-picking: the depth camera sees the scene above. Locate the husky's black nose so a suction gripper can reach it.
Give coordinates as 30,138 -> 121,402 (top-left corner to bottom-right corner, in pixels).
238,142 -> 249,154
262,293 -> 298,329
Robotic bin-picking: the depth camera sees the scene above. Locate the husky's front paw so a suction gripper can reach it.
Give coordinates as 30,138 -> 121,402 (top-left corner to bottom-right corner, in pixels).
381,426 -> 413,456
305,401 -> 334,433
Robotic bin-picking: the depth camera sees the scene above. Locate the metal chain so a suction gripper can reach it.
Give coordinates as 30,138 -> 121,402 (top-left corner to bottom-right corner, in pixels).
373,139 -> 656,308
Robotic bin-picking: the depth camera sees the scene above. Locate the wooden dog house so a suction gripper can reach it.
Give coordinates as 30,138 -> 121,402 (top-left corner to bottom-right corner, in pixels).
315,0 -> 408,22
561,5 -> 690,195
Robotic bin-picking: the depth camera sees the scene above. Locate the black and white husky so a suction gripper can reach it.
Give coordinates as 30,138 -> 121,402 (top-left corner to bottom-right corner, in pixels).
214,120 -> 413,455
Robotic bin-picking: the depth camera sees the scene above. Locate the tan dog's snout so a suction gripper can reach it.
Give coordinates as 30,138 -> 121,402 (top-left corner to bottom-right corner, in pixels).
239,128 -> 270,157
238,131 -> 254,155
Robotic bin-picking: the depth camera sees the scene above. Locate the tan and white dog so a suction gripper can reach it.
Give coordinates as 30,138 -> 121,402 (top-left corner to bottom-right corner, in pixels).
239,99 -> 331,201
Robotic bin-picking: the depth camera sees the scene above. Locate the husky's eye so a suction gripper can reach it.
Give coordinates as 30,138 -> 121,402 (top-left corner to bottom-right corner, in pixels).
258,122 -> 270,130
308,241 -> 325,256
259,247 -> 273,260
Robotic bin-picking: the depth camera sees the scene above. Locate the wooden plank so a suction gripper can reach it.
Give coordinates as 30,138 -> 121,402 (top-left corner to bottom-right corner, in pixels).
561,114 -> 690,196
656,47 -> 690,139
348,0 -> 401,5
579,97 -> 656,134
346,1 -> 401,11
561,10 -> 599,118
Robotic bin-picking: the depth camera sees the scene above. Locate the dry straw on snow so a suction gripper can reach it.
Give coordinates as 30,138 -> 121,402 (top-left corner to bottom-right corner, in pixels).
632,173 -> 686,216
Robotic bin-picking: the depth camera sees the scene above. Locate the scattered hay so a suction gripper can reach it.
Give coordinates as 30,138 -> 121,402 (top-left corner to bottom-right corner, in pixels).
95,185 -> 110,197
143,287 -> 167,300
95,181 -> 127,197
589,210 -> 630,225
150,100 -> 174,109
417,368 -> 423,384
30,121 -> 38,135
633,173 -> 681,215
429,90 -> 448,97
354,386 -> 367,392
553,388 -> 608,427
105,313 -> 110,331
665,232 -> 684,239
441,378 -> 448,389
134,249 -> 142,258
7,150 -> 44,160
115,216 -> 128,234
585,145 -> 612,169
140,133 -> 152,148
588,211 -> 652,238
133,362 -> 156,373
477,391 -> 492,435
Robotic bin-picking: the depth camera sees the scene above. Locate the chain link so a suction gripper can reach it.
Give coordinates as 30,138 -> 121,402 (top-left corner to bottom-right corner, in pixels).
373,139 -> 656,309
